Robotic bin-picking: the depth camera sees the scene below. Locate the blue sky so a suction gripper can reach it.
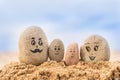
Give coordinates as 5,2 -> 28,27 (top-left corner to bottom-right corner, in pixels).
0,0 -> 120,52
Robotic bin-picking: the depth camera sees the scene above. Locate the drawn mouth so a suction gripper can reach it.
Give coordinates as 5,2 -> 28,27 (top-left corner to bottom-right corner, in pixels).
71,54 -> 74,57
89,56 -> 95,61
30,49 -> 43,53
55,52 -> 59,55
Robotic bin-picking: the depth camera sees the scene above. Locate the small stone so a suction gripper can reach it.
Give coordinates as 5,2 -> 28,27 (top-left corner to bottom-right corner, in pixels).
48,39 -> 64,62
65,43 -> 79,66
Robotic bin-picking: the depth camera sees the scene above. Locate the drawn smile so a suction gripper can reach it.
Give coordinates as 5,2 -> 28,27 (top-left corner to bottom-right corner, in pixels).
30,49 -> 43,53
89,56 -> 95,61
71,53 -> 74,57
55,52 -> 59,55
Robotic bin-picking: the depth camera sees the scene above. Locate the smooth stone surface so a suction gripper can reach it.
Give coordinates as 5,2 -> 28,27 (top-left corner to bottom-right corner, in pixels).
80,35 -> 110,63
48,39 -> 64,62
65,43 -> 79,66
19,26 -> 48,65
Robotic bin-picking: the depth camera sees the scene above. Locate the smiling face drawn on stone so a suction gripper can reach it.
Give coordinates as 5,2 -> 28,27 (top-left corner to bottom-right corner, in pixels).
48,39 -> 64,62
19,26 -> 48,65
54,45 -> 61,55
69,46 -> 76,58
85,42 -> 99,61
65,43 -> 79,66
30,37 -> 43,53
68,44 -> 78,58
80,35 -> 110,63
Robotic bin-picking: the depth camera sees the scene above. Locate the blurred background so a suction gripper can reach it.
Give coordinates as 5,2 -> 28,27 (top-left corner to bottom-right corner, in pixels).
0,0 -> 120,67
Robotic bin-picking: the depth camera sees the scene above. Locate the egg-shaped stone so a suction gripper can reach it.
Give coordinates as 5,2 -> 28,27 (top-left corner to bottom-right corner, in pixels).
80,35 -> 110,63
65,43 -> 79,66
19,26 -> 48,65
48,39 -> 64,62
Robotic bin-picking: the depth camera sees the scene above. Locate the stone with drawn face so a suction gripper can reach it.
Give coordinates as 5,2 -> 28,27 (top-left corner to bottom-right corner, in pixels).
19,26 -> 48,65
48,39 -> 64,62
65,43 -> 79,66
80,35 -> 110,63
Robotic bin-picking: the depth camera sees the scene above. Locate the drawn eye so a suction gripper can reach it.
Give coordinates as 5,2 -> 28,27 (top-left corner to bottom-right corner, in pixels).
38,38 -> 43,46
86,46 -> 91,52
31,40 -> 35,45
70,49 -> 72,52
54,46 -> 57,50
94,45 -> 99,51
73,50 -> 75,52
58,47 -> 60,50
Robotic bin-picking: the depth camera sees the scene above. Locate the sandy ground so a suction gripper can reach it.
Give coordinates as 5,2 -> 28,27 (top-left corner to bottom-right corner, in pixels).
110,51 -> 120,61
0,51 -> 119,69
0,61 -> 120,80
0,52 -> 18,69
0,51 -> 120,80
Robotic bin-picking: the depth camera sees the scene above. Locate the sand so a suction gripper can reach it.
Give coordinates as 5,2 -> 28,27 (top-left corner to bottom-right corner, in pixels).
0,52 -> 18,69
0,51 -> 120,80
0,61 -> 120,80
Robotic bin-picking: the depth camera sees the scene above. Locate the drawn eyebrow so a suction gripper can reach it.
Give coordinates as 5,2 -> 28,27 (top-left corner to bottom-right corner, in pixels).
39,38 -> 41,40
85,43 -> 90,45
32,37 -> 35,39
69,49 -> 72,51
94,42 -> 99,44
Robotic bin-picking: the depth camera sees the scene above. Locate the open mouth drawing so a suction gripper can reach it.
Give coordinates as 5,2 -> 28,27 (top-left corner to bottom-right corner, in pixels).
30,49 -> 43,53
89,56 -> 95,61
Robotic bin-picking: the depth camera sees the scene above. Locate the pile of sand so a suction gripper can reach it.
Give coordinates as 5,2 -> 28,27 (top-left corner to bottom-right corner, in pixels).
0,61 -> 120,80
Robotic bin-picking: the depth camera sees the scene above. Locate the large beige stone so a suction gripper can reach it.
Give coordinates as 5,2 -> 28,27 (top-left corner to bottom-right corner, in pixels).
80,35 -> 110,63
19,26 -> 48,65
